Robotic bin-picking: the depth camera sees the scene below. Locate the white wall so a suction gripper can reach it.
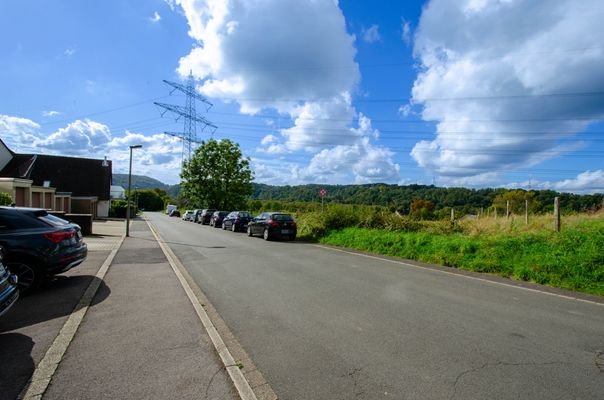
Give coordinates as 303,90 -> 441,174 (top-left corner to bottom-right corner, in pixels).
97,200 -> 110,218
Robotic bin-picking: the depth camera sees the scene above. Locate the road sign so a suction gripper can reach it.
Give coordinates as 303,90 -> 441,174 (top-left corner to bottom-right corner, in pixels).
319,188 -> 327,198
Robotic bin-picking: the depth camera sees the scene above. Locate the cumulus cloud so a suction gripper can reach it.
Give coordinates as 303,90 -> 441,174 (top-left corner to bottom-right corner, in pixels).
410,0 -> 604,183
362,25 -> 381,44
34,120 -> 111,155
172,0 -> 399,183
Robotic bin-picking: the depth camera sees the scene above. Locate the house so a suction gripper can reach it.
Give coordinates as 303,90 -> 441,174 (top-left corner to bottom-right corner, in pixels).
0,139 -> 112,218
110,185 -> 126,199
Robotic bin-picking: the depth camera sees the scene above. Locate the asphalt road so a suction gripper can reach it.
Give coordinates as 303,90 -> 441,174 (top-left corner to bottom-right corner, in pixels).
147,212 -> 604,400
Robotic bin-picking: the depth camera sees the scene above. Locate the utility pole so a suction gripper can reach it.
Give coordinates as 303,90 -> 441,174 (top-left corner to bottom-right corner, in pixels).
154,71 -> 217,166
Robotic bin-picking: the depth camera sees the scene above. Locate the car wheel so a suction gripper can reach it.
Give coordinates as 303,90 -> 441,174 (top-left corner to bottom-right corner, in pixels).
222,222 -> 227,230
263,228 -> 271,241
231,223 -> 237,232
247,226 -> 253,237
7,260 -> 44,294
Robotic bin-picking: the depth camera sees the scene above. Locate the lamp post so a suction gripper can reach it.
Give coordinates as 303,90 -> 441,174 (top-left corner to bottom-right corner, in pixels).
126,144 -> 143,237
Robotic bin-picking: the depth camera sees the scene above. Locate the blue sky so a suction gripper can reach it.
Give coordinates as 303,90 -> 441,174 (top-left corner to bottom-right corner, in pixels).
1,0 -> 603,193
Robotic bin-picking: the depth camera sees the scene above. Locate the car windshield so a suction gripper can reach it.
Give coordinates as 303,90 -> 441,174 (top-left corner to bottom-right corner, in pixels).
239,212 -> 251,218
271,214 -> 293,221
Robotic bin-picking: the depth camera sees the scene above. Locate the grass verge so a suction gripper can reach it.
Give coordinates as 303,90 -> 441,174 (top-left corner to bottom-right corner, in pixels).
319,225 -> 604,297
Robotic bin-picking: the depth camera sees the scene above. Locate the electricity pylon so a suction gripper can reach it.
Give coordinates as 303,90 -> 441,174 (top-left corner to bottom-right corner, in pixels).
154,71 -> 217,164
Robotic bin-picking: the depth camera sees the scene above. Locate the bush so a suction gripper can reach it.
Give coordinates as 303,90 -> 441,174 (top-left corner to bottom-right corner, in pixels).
110,200 -> 137,218
0,192 -> 12,206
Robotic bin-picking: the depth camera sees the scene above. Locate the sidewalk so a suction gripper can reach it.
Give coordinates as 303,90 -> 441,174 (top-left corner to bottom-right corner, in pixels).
40,219 -> 239,399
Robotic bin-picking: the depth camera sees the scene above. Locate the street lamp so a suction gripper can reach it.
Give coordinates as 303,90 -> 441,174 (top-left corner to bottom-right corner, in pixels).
126,144 -> 143,237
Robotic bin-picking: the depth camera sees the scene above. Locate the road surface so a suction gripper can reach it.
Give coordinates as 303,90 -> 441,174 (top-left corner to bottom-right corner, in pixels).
147,212 -> 604,400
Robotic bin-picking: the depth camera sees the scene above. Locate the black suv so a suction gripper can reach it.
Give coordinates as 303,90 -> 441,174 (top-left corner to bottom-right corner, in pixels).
247,212 -> 297,241
0,207 -> 88,293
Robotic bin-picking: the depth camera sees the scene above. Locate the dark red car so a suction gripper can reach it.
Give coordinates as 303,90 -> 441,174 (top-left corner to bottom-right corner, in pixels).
247,212 -> 297,241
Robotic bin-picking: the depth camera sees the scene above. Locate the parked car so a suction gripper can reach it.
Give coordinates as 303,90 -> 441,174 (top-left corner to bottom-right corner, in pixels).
166,204 -> 177,215
182,210 -> 195,221
169,209 -> 181,217
222,211 -> 252,232
199,209 -> 217,225
209,211 -> 229,228
192,209 -> 203,223
247,212 -> 297,241
0,207 -> 88,293
0,246 -> 19,317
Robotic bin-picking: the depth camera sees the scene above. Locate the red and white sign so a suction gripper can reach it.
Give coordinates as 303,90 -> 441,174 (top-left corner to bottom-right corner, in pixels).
319,188 -> 328,198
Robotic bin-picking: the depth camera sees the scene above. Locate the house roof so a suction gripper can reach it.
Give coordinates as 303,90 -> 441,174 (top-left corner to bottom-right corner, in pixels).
0,153 -> 112,200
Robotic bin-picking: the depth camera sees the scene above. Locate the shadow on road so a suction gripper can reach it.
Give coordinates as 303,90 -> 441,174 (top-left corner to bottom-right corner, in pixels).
0,332 -> 34,400
0,276 -> 110,333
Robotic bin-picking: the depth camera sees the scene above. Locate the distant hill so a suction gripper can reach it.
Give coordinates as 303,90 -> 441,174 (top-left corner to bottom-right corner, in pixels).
112,174 -> 180,197
110,176 -> 603,213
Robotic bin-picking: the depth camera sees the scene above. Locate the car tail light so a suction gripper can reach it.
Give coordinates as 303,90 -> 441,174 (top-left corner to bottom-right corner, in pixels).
236,217 -> 240,222
291,222 -> 297,228
44,231 -> 76,243
268,220 -> 279,227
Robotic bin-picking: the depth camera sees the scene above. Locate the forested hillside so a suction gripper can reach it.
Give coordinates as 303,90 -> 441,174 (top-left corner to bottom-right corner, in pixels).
110,175 -> 603,214
112,174 -> 180,197
251,183 -> 604,214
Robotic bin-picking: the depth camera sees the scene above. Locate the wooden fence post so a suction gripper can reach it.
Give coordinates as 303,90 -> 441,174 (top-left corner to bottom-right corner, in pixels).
494,206 -> 498,220
506,200 -> 510,219
554,196 -> 561,232
450,207 -> 455,223
525,199 -> 529,225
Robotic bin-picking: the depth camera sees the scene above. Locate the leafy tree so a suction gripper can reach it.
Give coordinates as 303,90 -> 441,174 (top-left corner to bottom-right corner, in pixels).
180,139 -> 253,210
410,199 -> 434,220
492,190 -> 539,214
135,189 -> 168,211
0,192 -> 12,206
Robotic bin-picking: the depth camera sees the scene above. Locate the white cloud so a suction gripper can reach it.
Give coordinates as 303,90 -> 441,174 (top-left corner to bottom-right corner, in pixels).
64,48 -> 76,57
401,19 -> 412,46
410,0 -> 604,182
550,170 -> 604,194
174,0 -> 359,114
34,120 -> 111,154
42,110 -> 60,117
362,25 -> 381,44
164,0 -> 176,11
150,11 -> 161,23
171,0 -> 399,184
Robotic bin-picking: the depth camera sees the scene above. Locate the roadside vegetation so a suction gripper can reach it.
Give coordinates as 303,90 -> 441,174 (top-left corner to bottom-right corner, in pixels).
247,200 -> 604,296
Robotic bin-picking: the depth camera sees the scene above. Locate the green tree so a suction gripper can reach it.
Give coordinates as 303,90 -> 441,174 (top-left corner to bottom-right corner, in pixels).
0,192 -> 12,206
492,190 -> 539,214
180,139 -> 253,210
409,199 -> 434,220
135,189 -> 168,211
